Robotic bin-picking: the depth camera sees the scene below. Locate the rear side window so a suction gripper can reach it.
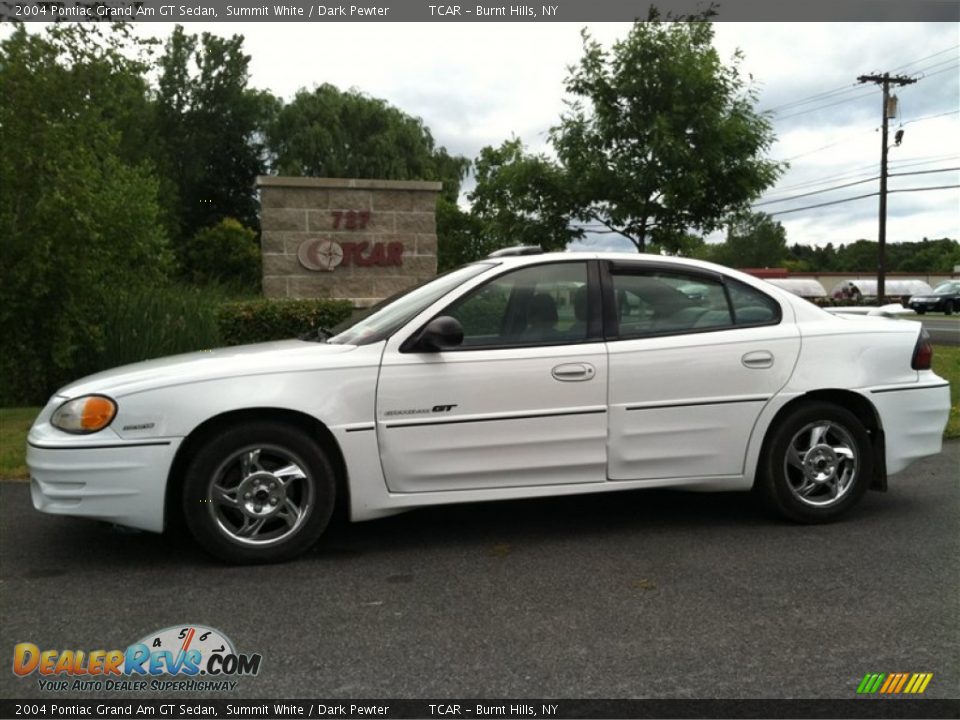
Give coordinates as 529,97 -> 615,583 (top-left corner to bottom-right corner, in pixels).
610,271 -> 781,339
611,271 -> 733,339
726,279 -> 782,326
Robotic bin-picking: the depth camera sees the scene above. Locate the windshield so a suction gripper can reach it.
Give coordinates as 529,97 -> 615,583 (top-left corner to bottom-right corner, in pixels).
327,263 -> 496,345
932,282 -> 959,295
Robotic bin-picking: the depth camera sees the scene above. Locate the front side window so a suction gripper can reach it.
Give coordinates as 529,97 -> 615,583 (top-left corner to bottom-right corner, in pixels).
442,262 -> 590,348
328,263 -> 494,345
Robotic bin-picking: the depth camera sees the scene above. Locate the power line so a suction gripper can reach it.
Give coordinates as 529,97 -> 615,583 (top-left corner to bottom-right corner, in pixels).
889,153 -> 960,167
767,183 -> 957,217
754,167 -> 957,208
889,183 -> 960,194
765,192 -> 878,216
887,43 -> 960,73
910,63 -> 960,81
777,108 -> 958,164
775,89 -> 878,121
763,83 -> 865,114
888,167 -> 959,179
778,128 -> 877,162
759,45 -> 958,118
901,109 -> 959,126
753,175 -> 879,207
761,156 -> 958,196
906,57 -> 960,77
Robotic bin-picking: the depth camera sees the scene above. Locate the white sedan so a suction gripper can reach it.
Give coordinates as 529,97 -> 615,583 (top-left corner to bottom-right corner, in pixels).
27,251 -> 951,563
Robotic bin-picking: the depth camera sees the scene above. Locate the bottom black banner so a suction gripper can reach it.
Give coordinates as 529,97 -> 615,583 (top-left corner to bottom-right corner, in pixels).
2,699 -> 958,720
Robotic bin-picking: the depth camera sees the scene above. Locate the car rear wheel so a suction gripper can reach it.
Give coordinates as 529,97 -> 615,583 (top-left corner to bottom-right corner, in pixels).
756,402 -> 872,523
182,421 -> 336,563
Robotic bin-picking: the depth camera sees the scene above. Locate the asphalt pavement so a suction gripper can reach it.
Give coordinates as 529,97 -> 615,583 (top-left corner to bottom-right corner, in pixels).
1,442 -> 957,701
921,316 -> 960,346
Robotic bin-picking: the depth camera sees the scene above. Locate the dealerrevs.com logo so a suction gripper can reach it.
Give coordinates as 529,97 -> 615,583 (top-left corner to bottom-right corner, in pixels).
12,625 -> 262,692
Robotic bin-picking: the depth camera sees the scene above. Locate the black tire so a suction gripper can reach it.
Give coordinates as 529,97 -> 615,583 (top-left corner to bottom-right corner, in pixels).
945,301 -> 954,316
915,307 -> 926,315
755,402 -> 873,523
182,421 -> 336,564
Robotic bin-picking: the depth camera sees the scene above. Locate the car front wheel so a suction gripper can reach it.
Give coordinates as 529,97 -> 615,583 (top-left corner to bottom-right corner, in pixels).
182,421 -> 336,563
945,300 -> 954,316
756,402 -> 872,523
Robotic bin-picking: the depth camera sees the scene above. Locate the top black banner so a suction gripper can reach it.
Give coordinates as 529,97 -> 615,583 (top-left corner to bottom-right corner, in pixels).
1,0 -> 958,22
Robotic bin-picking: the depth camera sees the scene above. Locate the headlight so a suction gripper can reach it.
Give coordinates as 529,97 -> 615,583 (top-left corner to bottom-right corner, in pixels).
51,395 -> 117,434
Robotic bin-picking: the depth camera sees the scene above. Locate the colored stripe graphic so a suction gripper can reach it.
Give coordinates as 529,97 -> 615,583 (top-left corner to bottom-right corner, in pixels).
857,672 -> 933,694
893,673 -> 910,693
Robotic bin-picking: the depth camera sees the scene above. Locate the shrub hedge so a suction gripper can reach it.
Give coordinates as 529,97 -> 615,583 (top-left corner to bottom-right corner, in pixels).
218,298 -> 354,346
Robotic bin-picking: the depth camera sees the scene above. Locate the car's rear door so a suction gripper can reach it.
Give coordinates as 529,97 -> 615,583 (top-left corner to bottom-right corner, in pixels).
603,261 -> 801,481
376,260 -> 609,493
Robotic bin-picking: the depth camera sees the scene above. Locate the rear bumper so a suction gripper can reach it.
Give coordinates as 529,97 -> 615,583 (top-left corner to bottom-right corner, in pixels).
869,381 -> 951,475
27,439 -> 180,533
907,300 -> 944,312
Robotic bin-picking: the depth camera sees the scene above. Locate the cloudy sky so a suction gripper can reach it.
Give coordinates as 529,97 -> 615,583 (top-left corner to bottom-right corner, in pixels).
134,21 -> 957,250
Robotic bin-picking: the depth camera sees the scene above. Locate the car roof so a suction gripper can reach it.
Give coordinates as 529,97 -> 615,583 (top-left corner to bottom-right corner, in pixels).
490,250 -> 747,275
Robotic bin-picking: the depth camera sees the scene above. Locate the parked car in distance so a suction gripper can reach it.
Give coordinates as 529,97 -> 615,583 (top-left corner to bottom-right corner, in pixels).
27,251 -> 951,563
907,280 -> 960,315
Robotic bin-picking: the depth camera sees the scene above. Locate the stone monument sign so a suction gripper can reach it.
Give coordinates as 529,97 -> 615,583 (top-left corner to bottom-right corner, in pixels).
257,176 -> 441,307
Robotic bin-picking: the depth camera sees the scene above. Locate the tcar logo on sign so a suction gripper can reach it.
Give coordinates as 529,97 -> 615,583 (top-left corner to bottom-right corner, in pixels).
12,625 -> 261,692
857,672 -> 934,695
298,239 -> 404,272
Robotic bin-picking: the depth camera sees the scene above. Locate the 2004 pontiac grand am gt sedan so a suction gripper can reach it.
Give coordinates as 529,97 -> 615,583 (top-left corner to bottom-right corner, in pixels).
28,251 -> 951,563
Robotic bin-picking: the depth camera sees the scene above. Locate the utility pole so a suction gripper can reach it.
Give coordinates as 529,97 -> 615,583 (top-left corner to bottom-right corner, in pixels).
857,72 -> 917,303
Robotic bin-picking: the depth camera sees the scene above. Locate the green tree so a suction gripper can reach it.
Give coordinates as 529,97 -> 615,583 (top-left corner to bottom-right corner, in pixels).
548,12 -> 783,252
154,26 -> 277,256
436,201 -> 492,272
467,139 -> 583,252
182,218 -> 261,291
0,25 -> 172,403
707,212 -> 787,268
267,83 -> 468,198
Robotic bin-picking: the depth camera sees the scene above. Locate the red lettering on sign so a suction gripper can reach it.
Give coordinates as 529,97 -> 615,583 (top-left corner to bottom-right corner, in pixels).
368,243 -> 386,266
341,242 -> 360,266
338,241 -> 404,267
386,242 -> 403,266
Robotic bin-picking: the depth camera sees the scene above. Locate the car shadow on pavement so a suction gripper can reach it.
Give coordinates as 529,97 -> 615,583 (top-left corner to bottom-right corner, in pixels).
0,478 -> 921,573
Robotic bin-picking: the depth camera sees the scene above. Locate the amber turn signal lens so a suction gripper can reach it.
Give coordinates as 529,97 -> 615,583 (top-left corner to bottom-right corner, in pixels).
51,395 -> 117,434
80,396 -> 116,430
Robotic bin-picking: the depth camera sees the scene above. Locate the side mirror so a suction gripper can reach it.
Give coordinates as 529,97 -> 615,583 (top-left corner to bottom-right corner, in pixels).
413,316 -> 464,352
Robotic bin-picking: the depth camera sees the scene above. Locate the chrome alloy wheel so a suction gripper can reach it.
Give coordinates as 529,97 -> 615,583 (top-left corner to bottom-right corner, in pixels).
207,445 -> 313,546
783,421 -> 858,508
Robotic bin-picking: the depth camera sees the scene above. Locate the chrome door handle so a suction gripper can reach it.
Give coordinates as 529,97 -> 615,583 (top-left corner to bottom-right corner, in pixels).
552,363 -> 596,382
742,351 -> 774,369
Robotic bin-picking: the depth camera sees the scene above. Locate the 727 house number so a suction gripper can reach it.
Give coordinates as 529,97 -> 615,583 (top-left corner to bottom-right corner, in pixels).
331,210 -> 370,230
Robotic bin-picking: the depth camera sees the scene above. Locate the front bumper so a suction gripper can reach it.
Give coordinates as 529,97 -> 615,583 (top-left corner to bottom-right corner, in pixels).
27,438 -> 181,533
869,380 -> 951,475
908,300 -> 943,312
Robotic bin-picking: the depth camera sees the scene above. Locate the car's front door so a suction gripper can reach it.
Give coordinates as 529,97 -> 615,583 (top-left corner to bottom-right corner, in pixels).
602,262 -> 801,481
376,260 -> 609,493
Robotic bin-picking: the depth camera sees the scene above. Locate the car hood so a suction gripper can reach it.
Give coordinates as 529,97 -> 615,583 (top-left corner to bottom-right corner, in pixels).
56,340 -> 361,399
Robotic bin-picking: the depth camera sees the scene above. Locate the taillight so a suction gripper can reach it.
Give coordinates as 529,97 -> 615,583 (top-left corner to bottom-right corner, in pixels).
911,329 -> 933,370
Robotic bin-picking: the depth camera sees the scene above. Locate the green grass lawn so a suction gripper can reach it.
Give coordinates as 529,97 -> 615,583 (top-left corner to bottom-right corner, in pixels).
0,407 -> 39,479
0,346 -> 957,479
935,344 -> 960,439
